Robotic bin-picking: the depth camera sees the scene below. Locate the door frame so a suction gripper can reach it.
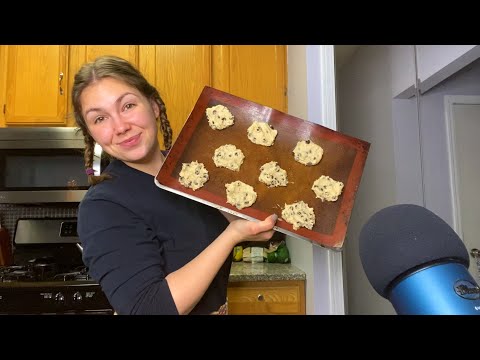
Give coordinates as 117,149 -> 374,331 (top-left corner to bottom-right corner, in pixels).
307,45 -> 345,315
444,95 -> 480,237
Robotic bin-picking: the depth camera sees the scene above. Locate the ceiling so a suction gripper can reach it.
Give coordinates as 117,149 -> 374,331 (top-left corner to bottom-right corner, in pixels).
334,45 -> 361,70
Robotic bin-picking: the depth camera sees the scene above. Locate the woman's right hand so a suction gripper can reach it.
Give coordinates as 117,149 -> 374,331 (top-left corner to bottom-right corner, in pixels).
226,214 -> 278,246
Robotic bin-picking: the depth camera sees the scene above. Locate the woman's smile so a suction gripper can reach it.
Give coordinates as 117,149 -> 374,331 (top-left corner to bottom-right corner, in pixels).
118,133 -> 141,148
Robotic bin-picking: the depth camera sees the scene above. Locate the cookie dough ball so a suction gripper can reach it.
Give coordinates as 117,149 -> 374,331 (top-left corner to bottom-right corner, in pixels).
213,144 -> 245,171
225,180 -> 257,210
206,104 -> 235,130
178,161 -> 209,191
258,161 -> 288,188
292,140 -> 324,166
247,121 -> 278,146
311,175 -> 344,202
281,200 -> 315,230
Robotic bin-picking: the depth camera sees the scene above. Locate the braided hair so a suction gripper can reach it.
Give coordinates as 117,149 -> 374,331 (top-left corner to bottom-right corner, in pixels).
71,55 -> 173,185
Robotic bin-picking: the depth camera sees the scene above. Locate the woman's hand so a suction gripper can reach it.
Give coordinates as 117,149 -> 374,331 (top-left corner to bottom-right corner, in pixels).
226,214 -> 278,245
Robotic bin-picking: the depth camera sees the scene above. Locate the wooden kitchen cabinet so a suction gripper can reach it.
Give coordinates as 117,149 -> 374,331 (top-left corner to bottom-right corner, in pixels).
138,45 -> 211,149
0,45 -> 287,135
212,45 -> 287,114
2,45 -> 69,126
0,46 -> 6,127
227,280 -> 306,315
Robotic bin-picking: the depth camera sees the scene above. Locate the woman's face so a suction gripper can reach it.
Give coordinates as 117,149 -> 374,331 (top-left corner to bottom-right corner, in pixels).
80,77 -> 160,165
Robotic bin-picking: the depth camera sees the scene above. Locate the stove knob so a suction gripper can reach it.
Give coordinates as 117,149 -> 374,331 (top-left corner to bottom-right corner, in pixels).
54,292 -> 65,303
73,292 -> 83,302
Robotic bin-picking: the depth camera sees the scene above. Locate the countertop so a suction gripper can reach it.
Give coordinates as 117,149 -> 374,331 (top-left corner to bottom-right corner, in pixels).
228,262 -> 306,282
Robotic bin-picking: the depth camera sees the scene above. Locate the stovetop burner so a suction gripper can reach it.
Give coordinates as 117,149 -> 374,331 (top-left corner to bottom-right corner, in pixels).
0,262 -> 92,283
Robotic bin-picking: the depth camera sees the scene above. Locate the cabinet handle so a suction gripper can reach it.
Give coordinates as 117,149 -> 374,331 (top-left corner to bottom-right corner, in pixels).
59,72 -> 64,95
257,294 -> 264,301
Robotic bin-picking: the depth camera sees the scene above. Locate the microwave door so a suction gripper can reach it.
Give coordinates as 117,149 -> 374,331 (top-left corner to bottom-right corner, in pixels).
0,150 -> 105,204
0,127 -> 106,204
0,148 -> 89,204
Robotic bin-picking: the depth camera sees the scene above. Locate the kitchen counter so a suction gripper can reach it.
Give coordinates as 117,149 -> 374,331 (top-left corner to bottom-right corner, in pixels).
228,262 -> 306,282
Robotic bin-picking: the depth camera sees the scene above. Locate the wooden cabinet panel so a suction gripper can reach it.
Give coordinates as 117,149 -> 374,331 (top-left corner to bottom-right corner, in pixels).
142,45 -> 211,149
84,46 -> 138,65
5,45 -> 69,125
212,45 -> 287,113
227,280 -> 305,315
0,46 -> 7,127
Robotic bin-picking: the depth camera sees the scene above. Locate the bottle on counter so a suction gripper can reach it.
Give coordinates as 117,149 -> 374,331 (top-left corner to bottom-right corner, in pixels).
232,245 -> 243,262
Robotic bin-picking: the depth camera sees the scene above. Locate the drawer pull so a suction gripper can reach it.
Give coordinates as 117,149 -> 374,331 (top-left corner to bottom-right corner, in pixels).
257,294 -> 264,301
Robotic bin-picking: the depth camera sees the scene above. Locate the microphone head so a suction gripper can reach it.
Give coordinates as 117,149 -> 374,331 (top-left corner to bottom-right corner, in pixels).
359,204 -> 469,298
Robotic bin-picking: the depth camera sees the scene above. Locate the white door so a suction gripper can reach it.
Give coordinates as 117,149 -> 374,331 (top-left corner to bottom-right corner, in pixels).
446,96 -> 480,281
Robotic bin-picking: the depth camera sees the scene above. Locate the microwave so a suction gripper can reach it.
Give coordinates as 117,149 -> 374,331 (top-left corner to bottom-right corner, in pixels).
0,127 -> 105,204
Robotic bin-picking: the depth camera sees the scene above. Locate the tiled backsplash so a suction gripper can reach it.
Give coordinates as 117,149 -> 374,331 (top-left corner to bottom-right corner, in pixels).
0,203 -> 78,243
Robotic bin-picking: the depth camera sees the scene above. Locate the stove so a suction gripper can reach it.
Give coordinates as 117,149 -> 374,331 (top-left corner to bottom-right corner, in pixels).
0,218 -> 114,315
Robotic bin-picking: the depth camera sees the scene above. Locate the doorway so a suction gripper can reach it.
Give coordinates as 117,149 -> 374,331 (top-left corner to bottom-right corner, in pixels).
445,95 -> 480,280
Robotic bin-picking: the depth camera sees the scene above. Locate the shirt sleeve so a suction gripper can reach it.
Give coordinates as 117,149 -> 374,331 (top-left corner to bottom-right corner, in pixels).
78,197 -> 179,315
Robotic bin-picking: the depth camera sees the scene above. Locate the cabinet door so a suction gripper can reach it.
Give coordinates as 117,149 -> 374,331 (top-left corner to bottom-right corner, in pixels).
212,45 -> 287,113
0,46 -> 7,127
4,45 -> 69,125
66,45 -> 139,126
139,45 -> 211,149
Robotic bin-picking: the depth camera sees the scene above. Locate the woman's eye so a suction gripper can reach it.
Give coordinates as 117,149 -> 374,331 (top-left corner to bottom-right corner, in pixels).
94,116 -> 105,124
123,103 -> 135,111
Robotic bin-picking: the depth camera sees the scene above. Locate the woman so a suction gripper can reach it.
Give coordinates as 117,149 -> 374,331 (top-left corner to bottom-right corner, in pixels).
72,55 -> 277,315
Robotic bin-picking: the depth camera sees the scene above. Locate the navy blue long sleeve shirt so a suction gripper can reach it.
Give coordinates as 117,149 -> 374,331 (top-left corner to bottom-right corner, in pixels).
78,160 -> 231,315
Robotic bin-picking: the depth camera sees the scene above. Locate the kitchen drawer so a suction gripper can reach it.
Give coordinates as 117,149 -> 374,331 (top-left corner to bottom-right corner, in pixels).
227,280 -> 305,315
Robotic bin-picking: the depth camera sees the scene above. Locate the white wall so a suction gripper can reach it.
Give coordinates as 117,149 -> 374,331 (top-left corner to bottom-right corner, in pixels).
418,58 -> 480,227
337,45 -> 398,315
391,45 -> 416,99
392,97 -> 424,206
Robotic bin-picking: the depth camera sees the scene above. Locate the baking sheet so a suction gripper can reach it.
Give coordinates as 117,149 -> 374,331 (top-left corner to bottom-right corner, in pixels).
155,86 -> 370,250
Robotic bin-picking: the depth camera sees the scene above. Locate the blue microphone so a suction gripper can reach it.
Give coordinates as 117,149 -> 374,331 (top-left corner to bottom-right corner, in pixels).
359,204 -> 480,315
